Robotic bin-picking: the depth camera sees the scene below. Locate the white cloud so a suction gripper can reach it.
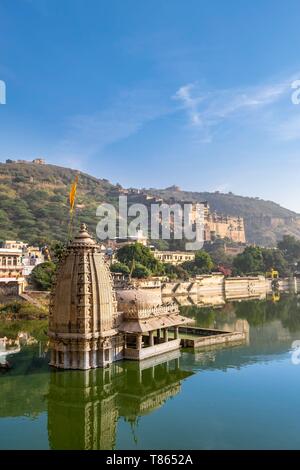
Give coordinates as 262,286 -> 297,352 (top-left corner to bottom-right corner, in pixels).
51,73 -> 300,167
173,78 -> 293,141
174,84 -> 205,126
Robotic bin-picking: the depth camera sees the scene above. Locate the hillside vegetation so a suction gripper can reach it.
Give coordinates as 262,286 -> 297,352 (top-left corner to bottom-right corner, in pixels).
0,162 -> 299,246
0,162 -> 118,244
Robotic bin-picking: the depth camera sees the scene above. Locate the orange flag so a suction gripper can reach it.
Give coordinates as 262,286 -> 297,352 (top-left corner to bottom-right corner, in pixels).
69,175 -> 79,213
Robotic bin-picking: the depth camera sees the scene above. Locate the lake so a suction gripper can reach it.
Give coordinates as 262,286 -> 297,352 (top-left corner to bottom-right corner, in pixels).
1,294 -> 300,450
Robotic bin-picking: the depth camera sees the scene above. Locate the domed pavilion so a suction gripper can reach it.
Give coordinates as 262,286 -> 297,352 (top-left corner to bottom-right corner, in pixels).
116,286 -> 192,361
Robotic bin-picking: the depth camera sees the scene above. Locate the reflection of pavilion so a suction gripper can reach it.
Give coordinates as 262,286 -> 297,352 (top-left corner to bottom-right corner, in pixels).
48,352 -> 193,450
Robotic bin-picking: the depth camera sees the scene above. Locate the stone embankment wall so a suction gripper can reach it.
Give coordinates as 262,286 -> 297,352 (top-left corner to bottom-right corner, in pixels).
0,278 -> 25,299
161,274 -> 269,305
224,276 -> 268,300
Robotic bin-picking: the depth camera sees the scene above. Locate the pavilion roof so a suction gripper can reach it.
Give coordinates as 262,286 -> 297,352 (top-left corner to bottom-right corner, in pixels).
118,314 -> 193,333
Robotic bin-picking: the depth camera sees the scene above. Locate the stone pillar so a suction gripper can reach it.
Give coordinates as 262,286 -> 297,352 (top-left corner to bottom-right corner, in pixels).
91,350 -> 97,368
103,348 -> 111,365
54,350 -> 58,367
163,328 -> 169,342
50,349 -> 55,366
72,351 -> 78,369
63,351 -> 70,369
79,350 -> 90,369
84,351 -> 90,369
174,326 -> 179,339
149,330 -> 154,347
79,351 -> 84,369
97,349 -> 102,367
136,334 -> 143,350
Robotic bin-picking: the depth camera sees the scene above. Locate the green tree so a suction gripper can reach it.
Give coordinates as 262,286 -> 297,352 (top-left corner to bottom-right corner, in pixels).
182,250 -> 214,275
116,243 -> 163,274
110,262 -> 130,275
163,263 -> 189,280
278,235 -> 300,265
149,239 -> 170,251
30,261 -> 56,291
261,248 -> 290,276
50,241 -> 66,264
233,246 -> 264,275
207,246 -> 233,267
132,263 -> 151,279
194,250 -> 214,272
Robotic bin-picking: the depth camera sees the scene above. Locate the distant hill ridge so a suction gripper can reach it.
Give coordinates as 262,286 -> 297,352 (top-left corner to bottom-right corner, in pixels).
0,161 -> 299,246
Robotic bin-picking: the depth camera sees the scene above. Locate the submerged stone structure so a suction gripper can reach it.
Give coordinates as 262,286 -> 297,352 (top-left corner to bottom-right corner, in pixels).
49,223 -> 190,370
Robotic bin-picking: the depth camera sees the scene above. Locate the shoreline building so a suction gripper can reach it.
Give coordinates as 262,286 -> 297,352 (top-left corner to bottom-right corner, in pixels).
0,240 -> 44,296
49,224 -> 191,370
0,244 -> 25,296
153,250 -> 195,265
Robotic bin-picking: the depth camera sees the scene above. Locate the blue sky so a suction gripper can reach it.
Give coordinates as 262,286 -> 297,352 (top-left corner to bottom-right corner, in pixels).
1,0 -> 300,211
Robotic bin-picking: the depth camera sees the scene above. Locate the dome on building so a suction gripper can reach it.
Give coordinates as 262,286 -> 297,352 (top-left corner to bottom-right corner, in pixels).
116,287 -> 162,314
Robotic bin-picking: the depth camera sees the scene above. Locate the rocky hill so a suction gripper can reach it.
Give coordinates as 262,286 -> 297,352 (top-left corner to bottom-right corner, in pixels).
0,161 -> 299,246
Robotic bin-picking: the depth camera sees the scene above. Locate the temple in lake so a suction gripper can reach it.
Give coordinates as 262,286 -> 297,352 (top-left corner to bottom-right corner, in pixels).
48,223 -> 191,370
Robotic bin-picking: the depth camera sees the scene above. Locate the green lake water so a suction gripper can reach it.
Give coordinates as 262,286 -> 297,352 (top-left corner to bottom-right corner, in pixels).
1,294 -> 300,450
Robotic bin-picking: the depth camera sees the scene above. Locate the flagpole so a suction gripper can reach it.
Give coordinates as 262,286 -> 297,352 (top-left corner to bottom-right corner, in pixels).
67,209 -> 75,242
67,175 -> 79,243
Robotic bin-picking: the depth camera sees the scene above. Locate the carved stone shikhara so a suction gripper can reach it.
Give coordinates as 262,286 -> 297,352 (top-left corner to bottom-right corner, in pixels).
48,223 -> 122,369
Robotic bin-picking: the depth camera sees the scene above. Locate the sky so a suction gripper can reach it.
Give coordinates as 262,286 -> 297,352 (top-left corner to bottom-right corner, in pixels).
1,0 -> 300,211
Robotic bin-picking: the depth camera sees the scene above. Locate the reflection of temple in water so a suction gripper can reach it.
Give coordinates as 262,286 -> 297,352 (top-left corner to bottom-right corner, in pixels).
47,352 -> 193,450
